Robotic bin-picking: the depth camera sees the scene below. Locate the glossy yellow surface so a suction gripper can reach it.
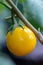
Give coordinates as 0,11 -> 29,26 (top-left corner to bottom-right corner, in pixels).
6,26 -> 36,56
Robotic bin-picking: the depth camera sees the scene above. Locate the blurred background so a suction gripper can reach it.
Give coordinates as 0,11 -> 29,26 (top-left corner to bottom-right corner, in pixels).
0,0 -> 43,65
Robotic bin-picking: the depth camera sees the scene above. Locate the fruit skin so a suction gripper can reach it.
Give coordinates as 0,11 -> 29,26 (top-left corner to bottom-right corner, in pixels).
6,26 -> 36,56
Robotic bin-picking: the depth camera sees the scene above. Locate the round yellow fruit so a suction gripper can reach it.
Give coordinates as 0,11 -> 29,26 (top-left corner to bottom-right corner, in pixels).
6,26 -> 36,56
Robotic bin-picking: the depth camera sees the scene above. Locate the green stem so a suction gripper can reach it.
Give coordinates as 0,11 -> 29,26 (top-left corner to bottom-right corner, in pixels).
11,8 -> 14,25
0,2 -> 11,10
5,16 -> 11,20
5,15 -> 17,20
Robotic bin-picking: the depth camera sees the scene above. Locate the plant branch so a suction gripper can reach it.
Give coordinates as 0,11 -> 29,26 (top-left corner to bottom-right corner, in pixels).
6,0 -> 43,45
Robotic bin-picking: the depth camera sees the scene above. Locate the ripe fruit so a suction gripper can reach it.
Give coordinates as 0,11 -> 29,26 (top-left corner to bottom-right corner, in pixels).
6,26 -> 36,56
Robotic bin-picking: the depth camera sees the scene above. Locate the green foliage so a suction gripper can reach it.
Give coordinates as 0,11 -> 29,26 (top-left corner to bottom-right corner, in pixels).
20,0 -> 26,3
23,0 -> 43,31
3,0 -> 11,8
0,4 -> 5,9
0,0 -> 11,9
0,4 -> 6,14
